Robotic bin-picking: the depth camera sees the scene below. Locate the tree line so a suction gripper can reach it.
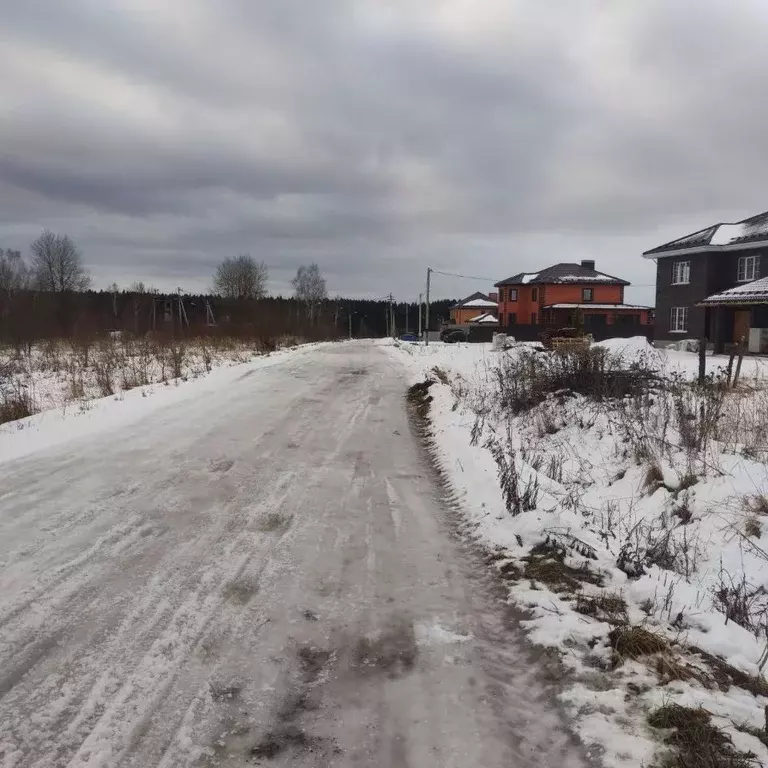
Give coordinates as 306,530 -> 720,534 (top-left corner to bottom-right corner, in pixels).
1,232 -> 455,346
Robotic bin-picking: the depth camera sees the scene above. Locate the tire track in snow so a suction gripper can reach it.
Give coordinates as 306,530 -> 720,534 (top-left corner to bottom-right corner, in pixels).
67,551 -> 256,768
0,518 -> 149,633
7,462 -> 305,767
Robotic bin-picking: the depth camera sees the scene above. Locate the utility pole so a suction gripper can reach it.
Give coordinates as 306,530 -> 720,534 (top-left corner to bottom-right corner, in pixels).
425,267 -> 432,346
389,293 -> 395,338
405,303 -> 409,335
205,299 -> 216,327
418,292 -> 423,340
177,288 -> 189,330
349,311 -> 353,340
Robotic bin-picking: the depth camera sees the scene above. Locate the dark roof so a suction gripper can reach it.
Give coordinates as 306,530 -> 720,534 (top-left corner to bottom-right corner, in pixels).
699,276 -> 768,306
644,210 -> 768,256
451,291 -> 497,309
494,262 -> 629,287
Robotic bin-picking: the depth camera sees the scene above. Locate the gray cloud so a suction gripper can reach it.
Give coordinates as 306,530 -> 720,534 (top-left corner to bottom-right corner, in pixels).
2,0 -> 768,302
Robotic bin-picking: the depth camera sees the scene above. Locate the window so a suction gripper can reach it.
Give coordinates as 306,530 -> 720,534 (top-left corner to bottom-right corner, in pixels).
670,306 -> 689,333
737,255 -> 760,282
672,261 -> 691,285
508,312 -> 516,325
531,288 -> 538,302
582,288 -> 593,302
531,312 -> 538,324
508,288 -> 518,301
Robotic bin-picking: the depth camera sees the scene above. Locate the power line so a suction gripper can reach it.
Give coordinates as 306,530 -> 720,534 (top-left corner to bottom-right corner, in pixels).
430,268 -> 498,282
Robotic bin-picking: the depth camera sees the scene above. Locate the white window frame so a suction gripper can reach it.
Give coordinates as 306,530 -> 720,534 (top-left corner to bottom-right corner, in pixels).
582,288 -> 593,302
737,255 -> 760,283
672,260 -> 690,285
508,288 -> 518,301
670,306 -> 689,334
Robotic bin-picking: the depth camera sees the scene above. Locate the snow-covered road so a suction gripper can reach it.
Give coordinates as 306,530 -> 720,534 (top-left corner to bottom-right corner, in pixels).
0,342 -> 584,768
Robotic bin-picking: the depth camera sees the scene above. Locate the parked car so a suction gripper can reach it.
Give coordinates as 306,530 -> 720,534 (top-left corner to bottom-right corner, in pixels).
440,328 -> 467,343
399,333 -> 418,342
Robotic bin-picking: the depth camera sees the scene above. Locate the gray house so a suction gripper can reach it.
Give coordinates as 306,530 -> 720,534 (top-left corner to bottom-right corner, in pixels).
643,210 -> 768,349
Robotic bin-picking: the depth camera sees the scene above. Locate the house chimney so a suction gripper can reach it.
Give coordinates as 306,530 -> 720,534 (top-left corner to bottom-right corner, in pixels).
581,259 -> 596,271
489,292 -> 498,302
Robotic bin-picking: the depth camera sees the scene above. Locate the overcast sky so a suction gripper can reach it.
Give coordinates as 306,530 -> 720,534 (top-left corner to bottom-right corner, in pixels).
3,0 -> 768,303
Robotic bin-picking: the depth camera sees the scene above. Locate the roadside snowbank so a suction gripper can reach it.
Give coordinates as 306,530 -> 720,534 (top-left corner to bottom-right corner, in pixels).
390,339 -> 768,767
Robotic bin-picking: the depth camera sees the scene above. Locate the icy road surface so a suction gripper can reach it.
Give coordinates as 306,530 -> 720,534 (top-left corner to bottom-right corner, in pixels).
0,343 -> 585,767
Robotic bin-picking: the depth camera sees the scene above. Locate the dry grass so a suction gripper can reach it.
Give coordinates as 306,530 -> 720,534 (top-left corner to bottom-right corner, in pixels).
574,591 -> 628,624
676,472 -> 699,492
0,334 -> 294,425
523,540 -> 603,593
654,655 -> 711,688
0,391 -> 35,424
609,626 -> 668,663
648,704 -> 755,768
408,379 -> 435,421
745,515 -> 762,539
687,646 -> 768,698
431,366 -> 449,385
644,462 -> 665,493
750,494 -> 768,516
493,346 -> 658,416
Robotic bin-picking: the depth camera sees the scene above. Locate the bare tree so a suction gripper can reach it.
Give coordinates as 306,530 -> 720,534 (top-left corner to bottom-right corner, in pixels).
213,254 -> 268,300
30,230 -> 91,293
0,249 -> 29,298
30,230 -> 90,336
292,263 -> 327,323
129,281 -> 159,295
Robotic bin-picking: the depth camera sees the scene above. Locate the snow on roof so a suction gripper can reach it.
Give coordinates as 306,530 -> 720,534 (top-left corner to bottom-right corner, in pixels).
462,297 -> 498,308
709,223 -> 745,246
466,312 -> 499,323
700,276 -> 768,304
452,291 -> 496,309
555,275 -> 612,282
644,209 -> 768,255
495,263 -> 628,286
545,303 -> 652,310
644,225 -> 718,255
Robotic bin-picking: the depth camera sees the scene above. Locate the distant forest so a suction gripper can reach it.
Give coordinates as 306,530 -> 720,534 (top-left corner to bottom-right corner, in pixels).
0,235 -> 456,345
0,289 -> 458,346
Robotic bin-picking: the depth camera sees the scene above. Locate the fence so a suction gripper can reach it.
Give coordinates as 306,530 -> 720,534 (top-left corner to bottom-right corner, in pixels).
468,323 -> 655,344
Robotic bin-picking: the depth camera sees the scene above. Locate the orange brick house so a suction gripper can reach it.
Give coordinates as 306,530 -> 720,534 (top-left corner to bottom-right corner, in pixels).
495,261 -> 652,333
450,292 -> 498,324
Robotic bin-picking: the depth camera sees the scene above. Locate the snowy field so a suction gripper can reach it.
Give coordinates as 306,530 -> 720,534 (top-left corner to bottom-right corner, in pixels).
0,336 -> 307,417
389,338 -> 768,767
0,338 -> 315,464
